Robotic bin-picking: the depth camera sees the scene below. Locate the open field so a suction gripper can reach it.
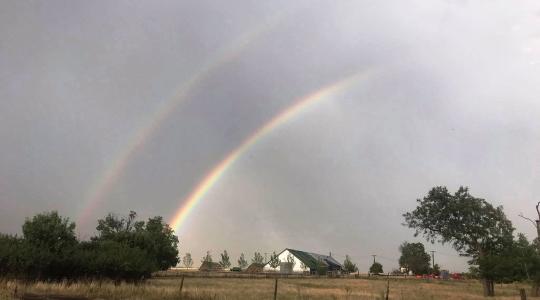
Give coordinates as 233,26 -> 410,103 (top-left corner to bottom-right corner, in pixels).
0,277 -> 533,300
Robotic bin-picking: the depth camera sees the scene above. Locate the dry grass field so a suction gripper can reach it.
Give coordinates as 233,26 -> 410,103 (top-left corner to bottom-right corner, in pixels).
0,277 -> 533,300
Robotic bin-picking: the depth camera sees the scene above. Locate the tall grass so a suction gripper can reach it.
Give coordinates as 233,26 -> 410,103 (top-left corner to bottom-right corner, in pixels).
0,277 -> 531,299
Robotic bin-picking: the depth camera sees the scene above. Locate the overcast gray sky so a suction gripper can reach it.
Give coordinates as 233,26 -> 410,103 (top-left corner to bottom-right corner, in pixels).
2,0 -> 540,272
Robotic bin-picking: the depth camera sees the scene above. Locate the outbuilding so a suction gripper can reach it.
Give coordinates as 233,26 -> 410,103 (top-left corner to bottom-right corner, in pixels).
263,248 -> 343,274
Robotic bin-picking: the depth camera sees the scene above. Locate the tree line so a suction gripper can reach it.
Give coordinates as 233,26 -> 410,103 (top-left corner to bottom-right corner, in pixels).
0,211 -> 179,281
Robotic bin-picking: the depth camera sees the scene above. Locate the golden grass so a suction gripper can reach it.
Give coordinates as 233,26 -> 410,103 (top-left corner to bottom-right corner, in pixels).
0,277 -> 533,300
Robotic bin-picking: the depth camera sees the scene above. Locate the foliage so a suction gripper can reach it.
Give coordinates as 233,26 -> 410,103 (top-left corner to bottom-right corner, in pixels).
252,252 -> 264,264
369,262 -> 383,274
343,255 -> 358,273
403,186 -> 515,296
398,242 -> 430,275
237,253 -> 248,269
315,258 -> 327,275
79,240 -> 156,280
219,250 -> 231,269
0,234 -> 24,276
269,251 -> 280,269
287,253 -> 296,269
403,187 -> 514,259
430,264 -> 441,276
21,211 -> 79,279
0,210 -> 179,281
183,253 -> 193,268
201,251 -> 213,263
93,212 -> 179,271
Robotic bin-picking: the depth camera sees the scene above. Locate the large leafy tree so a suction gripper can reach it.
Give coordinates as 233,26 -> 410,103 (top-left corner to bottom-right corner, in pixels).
403,186 -> 514,296
398,242 -> 430,275
0,234 -> 24,276
94,212 -> 179,271
22,211 -> 79,279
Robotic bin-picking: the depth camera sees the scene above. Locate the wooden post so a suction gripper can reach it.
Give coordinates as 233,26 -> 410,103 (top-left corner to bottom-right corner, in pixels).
179,275 -> 185,294
520,288 -> 527,300
273,278 -> 278,300
385,275 -> 390,300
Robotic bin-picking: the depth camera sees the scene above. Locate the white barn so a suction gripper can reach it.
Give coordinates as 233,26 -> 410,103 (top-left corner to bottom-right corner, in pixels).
263,248 -> 343,274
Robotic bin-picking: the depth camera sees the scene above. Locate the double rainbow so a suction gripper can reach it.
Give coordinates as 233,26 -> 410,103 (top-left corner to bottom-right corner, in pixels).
170,71 -> 371,232
77,14 -> 286,227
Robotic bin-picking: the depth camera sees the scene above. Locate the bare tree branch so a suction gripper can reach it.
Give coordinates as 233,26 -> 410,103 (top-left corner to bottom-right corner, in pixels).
519,213 -> 537,227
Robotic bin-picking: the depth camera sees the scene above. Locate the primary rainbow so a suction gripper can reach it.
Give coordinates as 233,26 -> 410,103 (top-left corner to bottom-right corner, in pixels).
77,13 -> 286,227
170,71 -> 371,232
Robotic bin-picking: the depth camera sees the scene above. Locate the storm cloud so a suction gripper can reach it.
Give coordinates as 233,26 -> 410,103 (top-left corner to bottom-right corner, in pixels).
1,0 -> 540,272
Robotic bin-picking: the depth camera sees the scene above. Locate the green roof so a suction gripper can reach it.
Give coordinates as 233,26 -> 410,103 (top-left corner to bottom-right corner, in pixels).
285,248 -> 330,269
266,248 -> 343,270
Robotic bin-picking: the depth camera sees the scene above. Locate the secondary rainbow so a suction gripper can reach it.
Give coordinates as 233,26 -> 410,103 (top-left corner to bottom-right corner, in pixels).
77,14 -> 286,227
170,71 -> 370,232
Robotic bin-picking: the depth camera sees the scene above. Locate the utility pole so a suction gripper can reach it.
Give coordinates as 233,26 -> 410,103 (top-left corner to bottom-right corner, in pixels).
372,255 -> 377,264
430,251 -> 436,270
536,202 -> 540,244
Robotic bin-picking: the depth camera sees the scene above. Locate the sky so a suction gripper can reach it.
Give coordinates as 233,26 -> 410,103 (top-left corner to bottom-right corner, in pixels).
1,0 -> 540,272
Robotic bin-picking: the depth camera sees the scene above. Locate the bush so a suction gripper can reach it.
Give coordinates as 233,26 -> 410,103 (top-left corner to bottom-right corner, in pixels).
0,210 -> 179,281
369,262 -> 383,275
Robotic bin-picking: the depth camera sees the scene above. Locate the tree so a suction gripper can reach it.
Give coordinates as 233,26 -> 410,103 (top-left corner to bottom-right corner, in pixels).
201,251 -> 213,263
81,239 -> 156,280
252,252 -> 264,264
343,255 -> 358,273
287,253 -> 296,269
183,253 -> 193,268
269,251 -> 280,270
0,210 -> 178,281
398,242 -> 430,275
22,211 -> 78,279
142,216 -> 179,270
220,250 -> 231,269
94,211 -> 144,241
315,258 -> 328,275
403,186 -> 514,296
0,234 -> 24,277
238,253 -> 248,269
369,262 -> 383,274
94,212 -> 179,271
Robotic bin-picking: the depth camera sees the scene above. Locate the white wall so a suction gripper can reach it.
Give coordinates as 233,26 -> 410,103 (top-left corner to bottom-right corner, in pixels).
263,249 -> 307,273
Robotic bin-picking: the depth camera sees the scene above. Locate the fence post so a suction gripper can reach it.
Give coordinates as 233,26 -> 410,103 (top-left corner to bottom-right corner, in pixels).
385,274 -> 390,300
179,275 -> 185,294
273,278 -> 278,300
520,288 -> 527,300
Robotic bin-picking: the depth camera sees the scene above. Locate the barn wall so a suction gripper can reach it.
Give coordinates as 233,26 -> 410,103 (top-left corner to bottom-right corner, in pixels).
263,249 -> 306,272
